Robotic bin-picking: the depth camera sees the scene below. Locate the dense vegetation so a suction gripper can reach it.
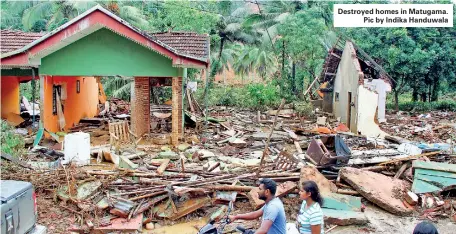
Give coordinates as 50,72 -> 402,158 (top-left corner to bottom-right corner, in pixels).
2,0 -> 455,112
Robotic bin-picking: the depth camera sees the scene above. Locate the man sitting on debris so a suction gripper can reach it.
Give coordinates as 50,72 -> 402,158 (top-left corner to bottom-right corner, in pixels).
229,178 -> 286,234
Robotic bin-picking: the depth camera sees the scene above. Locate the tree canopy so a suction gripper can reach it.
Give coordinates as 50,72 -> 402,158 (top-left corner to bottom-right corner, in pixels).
1,0 -> 455,107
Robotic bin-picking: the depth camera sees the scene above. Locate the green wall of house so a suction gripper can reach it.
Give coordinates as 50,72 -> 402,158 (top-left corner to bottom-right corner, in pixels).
40,28 -> 178,77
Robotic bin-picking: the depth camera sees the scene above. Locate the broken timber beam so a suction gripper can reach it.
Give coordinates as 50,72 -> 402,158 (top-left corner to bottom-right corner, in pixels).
157,159 -> 170,175
202,185 -> 255,192
258,99 -> 286,174
378,151 -> 441,165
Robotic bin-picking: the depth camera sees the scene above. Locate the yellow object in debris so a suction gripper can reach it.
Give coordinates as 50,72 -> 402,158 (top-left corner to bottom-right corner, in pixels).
317,82 -> 329,98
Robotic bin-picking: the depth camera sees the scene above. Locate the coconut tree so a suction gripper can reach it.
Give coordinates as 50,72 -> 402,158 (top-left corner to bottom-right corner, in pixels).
214,5 -> 262,60
16,0 -> 148,31
101,76 -> 132,101
233,44 -> 278,82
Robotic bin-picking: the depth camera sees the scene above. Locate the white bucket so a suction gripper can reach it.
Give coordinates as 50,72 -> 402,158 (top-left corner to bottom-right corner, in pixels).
63,132 -> 90,166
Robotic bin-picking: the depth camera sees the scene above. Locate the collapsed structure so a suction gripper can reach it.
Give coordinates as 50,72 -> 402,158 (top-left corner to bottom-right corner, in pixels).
316,39 -> 392,138
1,5 -> 210,145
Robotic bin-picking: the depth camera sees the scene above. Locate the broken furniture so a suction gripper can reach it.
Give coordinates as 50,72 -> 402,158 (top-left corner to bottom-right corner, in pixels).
151,110 -> 172,132
109,121 -> 142,152
306,139 -> 348,166
274,151 -> 302,170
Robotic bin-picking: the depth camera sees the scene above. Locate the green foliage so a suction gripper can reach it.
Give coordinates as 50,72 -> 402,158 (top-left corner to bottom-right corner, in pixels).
19,82 -> 39,102
293,101 -> 315,118
0,121 -> 25,157
101,77 -> 132,101
148,1 -> 219,34
31,19 -> 46,32
2,0 -> 455,108
196,83 -> 281,110
386,100 -> 456,112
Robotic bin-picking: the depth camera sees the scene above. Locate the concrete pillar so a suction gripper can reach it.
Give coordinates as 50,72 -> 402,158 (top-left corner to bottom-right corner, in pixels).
131,77 -> 150,137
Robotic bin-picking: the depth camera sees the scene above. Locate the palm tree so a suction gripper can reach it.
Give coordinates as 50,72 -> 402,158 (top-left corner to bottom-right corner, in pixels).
233,44 -> 278,82
101,76 -> 132,101
16,0 -> 148,31
242,0 -> 302,44
214,5 -> 261,60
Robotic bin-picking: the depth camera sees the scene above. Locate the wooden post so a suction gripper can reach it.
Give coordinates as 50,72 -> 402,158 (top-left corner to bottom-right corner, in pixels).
182,68 -> 187,139
257,99 -> 286,175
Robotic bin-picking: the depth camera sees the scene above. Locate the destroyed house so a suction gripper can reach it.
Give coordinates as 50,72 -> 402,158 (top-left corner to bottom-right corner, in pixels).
318,39 -> 392,137
1,5 -> 210,145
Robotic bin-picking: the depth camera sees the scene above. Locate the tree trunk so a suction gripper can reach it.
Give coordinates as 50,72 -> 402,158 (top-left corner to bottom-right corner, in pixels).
420,92 -> 427,102
394,88 -> 399,112
292,61 -> 296,94
431,76 -> 439,101
412,86 -> 418,102
282,41 -> 285,79
218,38 -> 225,60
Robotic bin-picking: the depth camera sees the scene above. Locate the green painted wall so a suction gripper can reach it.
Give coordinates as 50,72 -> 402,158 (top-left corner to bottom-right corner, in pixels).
40,28 -> 178,77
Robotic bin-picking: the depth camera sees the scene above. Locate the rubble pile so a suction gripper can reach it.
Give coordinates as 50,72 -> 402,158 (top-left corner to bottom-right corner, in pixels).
98,97 -> 131,118
381,111 -> 456,143
2,104 -> 456,233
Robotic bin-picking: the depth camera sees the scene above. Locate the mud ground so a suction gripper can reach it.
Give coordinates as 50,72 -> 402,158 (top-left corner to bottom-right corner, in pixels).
331,205 -> 455,234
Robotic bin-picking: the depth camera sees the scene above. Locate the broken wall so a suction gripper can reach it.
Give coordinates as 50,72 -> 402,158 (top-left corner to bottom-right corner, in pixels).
332,41 -> 364,132
1,76 -> 20,119
356,85 -> 387,138
43,76 -> 99,133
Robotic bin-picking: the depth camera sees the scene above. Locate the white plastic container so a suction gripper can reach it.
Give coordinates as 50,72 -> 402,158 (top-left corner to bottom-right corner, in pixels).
63,132 -> 90,166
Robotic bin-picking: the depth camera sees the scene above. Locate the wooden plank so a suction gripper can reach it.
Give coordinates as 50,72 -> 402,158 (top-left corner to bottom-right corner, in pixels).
394,164 -> 408,179
330,52 -> 341,59
157,159 -> 170,175
322,193 -> 362,212
378,151 -> 440,165
126,123 -> 130,141
413,161 -> 456,173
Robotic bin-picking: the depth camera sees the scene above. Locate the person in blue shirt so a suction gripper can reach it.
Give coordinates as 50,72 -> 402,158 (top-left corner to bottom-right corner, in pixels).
297,181 -> 324,234
413,221 -> 438,234
229,178 -> 286,234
